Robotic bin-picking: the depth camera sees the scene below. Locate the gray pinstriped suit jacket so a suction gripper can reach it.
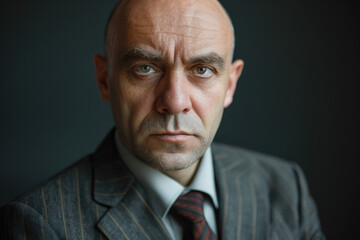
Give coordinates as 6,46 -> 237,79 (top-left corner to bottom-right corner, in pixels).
1,130 -> 325,239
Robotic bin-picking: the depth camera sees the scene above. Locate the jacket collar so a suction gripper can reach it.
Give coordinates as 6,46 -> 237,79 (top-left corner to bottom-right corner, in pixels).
212,143 -> 251,239
91,128 -> 172,239
92,128 -> 135,207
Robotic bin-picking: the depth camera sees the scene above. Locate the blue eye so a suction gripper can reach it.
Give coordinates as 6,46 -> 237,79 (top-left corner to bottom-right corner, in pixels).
137,65 -> 155,74
194,67 -> 213,77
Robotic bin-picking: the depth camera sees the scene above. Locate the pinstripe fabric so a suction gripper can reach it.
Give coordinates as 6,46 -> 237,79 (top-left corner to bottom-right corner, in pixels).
212,143 -> 325,240
0,129 -> 325,239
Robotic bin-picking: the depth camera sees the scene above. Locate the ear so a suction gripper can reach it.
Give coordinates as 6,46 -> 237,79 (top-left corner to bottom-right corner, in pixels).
224,59 -> 244,108
94,54 -> 110,102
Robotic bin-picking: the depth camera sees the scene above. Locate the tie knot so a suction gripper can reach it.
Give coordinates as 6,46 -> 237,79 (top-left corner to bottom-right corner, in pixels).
172,191 -> 206,223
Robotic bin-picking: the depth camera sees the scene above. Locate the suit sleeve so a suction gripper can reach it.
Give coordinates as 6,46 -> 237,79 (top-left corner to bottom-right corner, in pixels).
292,163 -> 326,240
0,201 -> 59,240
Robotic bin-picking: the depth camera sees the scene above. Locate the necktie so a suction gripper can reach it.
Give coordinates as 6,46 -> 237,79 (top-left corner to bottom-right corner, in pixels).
171,191 -> 217,240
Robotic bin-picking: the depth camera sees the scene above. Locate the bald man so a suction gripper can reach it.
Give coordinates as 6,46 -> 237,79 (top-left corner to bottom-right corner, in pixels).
1,0 -> 325,239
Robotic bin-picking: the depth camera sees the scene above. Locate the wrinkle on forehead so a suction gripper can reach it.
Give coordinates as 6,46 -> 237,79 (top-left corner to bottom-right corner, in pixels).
107,0 -> 233,62
128,2 -> 226,35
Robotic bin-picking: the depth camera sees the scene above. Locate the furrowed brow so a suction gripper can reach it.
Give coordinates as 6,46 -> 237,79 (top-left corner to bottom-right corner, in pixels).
120,48 -> 163,64
188,52 -> 226,71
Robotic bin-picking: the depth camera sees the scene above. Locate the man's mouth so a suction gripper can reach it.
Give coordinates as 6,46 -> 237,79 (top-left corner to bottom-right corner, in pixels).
151,131 -> 192,142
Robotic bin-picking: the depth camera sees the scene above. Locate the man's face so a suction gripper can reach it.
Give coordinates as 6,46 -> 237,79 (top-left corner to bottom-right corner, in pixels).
96,0 -> 243,172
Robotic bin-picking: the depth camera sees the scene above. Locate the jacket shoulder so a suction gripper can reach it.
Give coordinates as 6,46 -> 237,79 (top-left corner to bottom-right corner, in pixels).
1,155 -> 94,239
212,142 -> 325,239
15,155 -> 92,204
212,142 -> 304,200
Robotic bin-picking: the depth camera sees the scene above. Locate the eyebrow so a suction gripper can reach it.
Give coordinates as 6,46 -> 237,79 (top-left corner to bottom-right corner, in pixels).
188,52 -> 226,71
120,48 -> 164,64
120,48 -> 225,71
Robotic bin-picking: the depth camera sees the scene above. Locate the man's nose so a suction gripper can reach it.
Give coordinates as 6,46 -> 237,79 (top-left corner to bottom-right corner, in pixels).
155,71 -> 192,114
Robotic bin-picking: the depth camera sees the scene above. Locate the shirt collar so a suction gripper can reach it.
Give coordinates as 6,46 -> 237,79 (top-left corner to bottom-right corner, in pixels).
114,130 -> 218,219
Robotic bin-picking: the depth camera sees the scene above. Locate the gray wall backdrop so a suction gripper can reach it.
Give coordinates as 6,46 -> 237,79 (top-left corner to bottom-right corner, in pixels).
1,0 -> 358,238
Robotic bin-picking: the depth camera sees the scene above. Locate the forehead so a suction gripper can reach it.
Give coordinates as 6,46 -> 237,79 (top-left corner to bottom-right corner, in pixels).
111,0 -> 232,60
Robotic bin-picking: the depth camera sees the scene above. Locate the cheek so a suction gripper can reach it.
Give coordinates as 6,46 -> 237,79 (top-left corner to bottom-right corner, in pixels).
117,83 -> 156,130
191,85 -> 226,131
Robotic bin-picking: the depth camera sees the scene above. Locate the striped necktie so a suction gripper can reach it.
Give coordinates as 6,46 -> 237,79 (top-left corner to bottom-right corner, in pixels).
171,191 -> 217,240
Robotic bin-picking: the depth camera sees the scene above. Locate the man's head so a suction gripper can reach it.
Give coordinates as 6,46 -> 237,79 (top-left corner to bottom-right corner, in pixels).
94,0 -> 244,184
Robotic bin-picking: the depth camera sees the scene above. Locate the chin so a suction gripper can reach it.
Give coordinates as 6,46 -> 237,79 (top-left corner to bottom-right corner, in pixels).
136,147 -> 204,171
133,136 -> 209,170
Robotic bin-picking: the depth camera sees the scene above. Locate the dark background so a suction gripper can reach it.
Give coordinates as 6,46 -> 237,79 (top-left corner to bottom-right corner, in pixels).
1,0 -> 358,238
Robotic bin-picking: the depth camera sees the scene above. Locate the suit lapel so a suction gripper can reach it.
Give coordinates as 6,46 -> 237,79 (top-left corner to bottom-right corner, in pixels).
91,129 -> 171,240
212,143 -> 269,240
96,182 -> 172,240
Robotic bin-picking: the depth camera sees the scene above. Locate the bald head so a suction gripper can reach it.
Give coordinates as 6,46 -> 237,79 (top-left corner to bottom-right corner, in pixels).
104,0 -> 235,60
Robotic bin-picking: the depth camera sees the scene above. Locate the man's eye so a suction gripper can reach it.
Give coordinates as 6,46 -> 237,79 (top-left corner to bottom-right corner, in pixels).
136,65 -> 155,74
194,67 -> 213,78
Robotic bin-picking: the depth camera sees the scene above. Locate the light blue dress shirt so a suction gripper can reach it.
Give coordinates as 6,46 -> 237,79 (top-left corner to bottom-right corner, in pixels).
114,131 -> 218,240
